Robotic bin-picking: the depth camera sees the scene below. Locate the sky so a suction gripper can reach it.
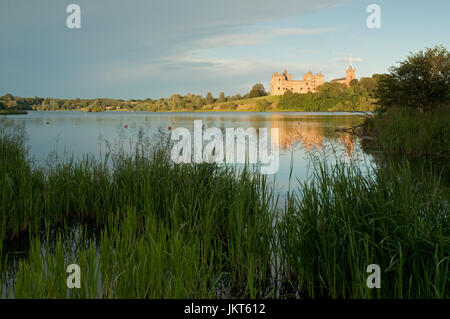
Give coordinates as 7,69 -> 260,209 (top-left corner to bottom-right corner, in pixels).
0,0 -> 449,99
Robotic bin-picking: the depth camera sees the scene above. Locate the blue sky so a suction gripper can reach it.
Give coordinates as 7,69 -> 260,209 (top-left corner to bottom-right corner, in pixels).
0,0 -> 449,99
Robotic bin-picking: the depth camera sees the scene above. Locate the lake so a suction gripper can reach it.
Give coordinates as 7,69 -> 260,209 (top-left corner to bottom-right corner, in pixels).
1,111 -> 373,191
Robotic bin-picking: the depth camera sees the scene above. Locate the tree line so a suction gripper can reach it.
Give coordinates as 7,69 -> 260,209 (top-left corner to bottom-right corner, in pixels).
0,83 -> 268,112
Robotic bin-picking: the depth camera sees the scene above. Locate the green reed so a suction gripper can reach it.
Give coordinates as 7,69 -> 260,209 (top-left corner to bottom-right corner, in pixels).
278,160 -> 449,298
0,126 -> 276,298
364,106 -> 450,159
0,125 -> 448,298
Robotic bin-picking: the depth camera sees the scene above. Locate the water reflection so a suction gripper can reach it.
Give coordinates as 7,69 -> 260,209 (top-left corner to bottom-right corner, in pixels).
270,115 -> 356,156
1,111 -> 370,190
1,111 -> 373,296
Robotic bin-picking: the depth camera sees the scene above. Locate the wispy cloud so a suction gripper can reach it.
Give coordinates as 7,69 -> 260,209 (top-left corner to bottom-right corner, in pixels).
195,27 -> 338,48
106,52 -> 330,83
333,56 -> 364,63
161,53 -> 331,79
332,51 -> 364,64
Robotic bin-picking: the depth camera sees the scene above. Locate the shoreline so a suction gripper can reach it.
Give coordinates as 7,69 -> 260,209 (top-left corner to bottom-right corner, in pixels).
0,110 -> 28,115
25,109 -> 373,114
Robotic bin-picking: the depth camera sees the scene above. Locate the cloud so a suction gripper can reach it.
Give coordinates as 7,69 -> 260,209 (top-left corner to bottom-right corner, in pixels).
194,27 -> 338,48
102,21 -> 340,83
161,53 -> 326,76
0,0 -> 349,98
333,56 -> 364,63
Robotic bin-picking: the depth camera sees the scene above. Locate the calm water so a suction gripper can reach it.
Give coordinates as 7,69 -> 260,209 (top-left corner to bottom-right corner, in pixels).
2,111 -> 373,191
2,110 -> 375,294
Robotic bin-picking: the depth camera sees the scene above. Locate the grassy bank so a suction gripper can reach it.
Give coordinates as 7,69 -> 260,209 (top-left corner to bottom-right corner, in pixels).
202,95 -> 280,112
0,128 -> 448,298
1,90 -> 375,113
0,110 -> 28,115
363,106 -> 450,159
189,93 -> 375,112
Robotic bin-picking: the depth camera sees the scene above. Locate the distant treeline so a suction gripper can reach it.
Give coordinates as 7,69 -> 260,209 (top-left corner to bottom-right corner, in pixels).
0,77 -> 379,112
0,83 -> 268,112
278,75 -> 380,111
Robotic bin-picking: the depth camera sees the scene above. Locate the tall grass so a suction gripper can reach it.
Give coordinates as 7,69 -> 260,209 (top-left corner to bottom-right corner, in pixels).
278,161 -> 449,298
0,125 -> 449,298
0,126 -> 276,298
363,106 -> 450,159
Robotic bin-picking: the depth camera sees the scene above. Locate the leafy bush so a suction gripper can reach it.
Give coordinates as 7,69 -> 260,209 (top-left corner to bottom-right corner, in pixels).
248,83 -> 267,98
218,102 -> 238,110
255,99 -> 271,112
277,81 -> 377,111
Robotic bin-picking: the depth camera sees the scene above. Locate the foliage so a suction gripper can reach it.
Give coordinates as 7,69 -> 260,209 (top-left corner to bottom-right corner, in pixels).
218,102 -> 238,110
0,128 -> 276,298
248,83 -> 267,98
363,106 -> 450,159
0,75 -> 378,113
217,92 -> 226,103
0,131 -> 448,298
279,160 -> 449,298
365,46 -> 450,160
205,92 -> 215,105
255,99 -> 271,112
277,77 -> 378,111
375,45 -> 450,112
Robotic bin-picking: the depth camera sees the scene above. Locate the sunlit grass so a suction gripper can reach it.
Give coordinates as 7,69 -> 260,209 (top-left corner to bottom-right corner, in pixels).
364,106 -> 450,159
278,161 -> 449,298
0,126 -> 448,298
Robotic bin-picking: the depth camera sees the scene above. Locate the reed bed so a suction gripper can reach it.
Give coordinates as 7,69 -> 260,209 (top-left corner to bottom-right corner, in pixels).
1,127 -> 276,298
363,106 -> 450,159
0,126 -> 448,298
278,161 -> 449,298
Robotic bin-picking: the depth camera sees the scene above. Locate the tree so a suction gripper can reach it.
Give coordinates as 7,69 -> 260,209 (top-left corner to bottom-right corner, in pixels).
168,94 -> 183,110
2,93 -> 14,101
0,100 -> 4,110
316,82 -> 347,100
230,94 -> 241,101
359,76 -> 379,96
1,93 -> 17,109
184,93 -> 204,111
376,45 -> 450,112
205,92 -> 215,105
218,92 -> 226,103
248,83 -> 267,98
